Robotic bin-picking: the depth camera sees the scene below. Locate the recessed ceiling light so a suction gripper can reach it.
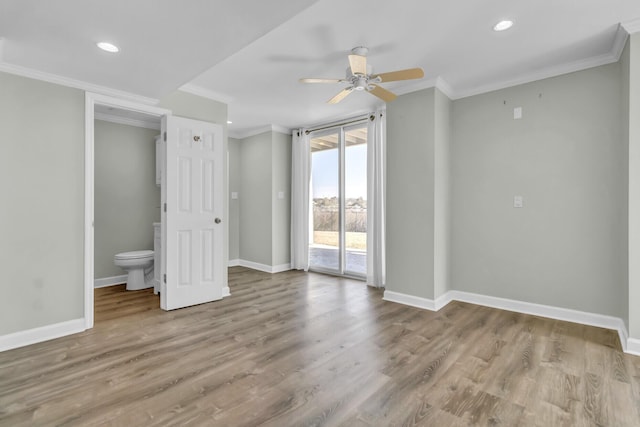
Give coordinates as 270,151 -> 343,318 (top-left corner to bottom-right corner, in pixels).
493,20 -> 514,32
227,120 -> 233,124
97,42 -> 119,53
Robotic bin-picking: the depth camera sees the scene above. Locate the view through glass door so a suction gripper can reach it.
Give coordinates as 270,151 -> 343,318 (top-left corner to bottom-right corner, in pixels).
309,123 -> 367,277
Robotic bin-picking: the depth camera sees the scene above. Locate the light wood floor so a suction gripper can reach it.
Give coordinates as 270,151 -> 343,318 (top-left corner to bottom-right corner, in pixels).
1,267 -> 640,426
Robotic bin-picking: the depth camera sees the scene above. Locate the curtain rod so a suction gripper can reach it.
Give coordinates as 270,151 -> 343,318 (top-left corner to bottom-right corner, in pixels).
304,114 -> 377,135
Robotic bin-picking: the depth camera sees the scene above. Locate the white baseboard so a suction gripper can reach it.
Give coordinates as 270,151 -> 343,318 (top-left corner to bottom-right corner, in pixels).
383,290 -> 437,311
619,325 -> 630,353
238,260 -> 273,273
94,275 -> 127,288
237,259 -> 292,274
228,259 -> 240,267
222,286 -> 231,297
449,290 -> 630,352
385,288 -> 635,356
627,338 -> 640,356
272,263 -> 292,273
0,318 -> 86,352
435,291 -> 454,311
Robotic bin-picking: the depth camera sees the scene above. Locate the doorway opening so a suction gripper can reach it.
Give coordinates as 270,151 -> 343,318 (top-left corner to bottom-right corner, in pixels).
84,93 -> 170,329
308,123 -> 368,278
92,105 -> 163,322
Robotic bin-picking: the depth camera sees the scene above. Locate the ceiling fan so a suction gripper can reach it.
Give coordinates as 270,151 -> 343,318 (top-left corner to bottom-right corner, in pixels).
299,46 -> 424,104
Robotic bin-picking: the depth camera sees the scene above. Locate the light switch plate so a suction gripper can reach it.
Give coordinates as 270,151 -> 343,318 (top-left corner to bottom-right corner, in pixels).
278,191 -> 285,200
514,195 -> 523,208
231,192 -> 238,199
514,107 -> 522,119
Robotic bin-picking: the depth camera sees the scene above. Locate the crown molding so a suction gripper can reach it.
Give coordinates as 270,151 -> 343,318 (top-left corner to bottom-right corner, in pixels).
611,24 -> 630,60
95,112 -> 161,131
393,77 -> 439,97
452,48 -> 620,100
435,77 -> 455,99
179,83 -> 233,104
229,124 -> 292,140
389,76 -> 455,100
622,17 -> 640,35
0,61 -> 159,105
229,125 -> 272,139
393,25 -> 628,102
271,124 -> 291,135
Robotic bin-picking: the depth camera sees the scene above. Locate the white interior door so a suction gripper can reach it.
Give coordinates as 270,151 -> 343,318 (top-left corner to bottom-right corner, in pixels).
161,115 -> 224,310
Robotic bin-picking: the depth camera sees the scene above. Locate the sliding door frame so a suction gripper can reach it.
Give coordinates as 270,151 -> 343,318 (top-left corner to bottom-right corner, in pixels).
308,118 -> 368,279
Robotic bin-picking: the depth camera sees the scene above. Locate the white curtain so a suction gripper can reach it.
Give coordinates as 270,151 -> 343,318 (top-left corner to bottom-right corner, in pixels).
290,129 -> 311,270
366,110 -> 386,287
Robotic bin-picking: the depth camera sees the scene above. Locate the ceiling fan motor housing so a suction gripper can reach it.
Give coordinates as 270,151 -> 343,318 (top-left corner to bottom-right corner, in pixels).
346,65 -> 374,91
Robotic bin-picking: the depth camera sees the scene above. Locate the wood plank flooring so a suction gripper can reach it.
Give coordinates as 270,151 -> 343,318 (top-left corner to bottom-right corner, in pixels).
1,267 -> 640,426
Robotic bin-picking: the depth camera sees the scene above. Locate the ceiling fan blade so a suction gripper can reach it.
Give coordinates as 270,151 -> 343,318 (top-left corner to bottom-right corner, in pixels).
348,54 -> 367,75
369,84 -> 397,102
328,87 -> 354,104
372,68 -> 424,82
299,78 -> 343,84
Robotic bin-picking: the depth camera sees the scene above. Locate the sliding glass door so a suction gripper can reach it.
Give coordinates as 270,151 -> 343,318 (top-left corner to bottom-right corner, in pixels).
309,123 -> 367,277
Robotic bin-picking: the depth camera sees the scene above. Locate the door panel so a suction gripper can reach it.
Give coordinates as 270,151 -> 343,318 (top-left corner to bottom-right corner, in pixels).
177,230 -> 192,286
162,115 -> 224,310
344,127 -> 367,276
178,157 -> 192,212
309,132 -> 340,272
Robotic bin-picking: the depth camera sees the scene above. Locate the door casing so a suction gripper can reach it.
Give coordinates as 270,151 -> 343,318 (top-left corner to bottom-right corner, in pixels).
84,92 -> 171,329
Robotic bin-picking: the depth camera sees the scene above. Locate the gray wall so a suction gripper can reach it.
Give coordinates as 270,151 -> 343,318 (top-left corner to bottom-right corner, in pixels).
271,131 -> 292,266
234,130 -> 292,268
228,137 -> 241,261
239,132 -> 273,265
451,63 -> 628,319
0,72 -> 84,335
386,88 -> 437,299
0,76 -> 228,338
627,33 -> 640,337
94,120 -> 160,279
159,91 -> 228,124
434,90 -> 452,299
621,38 -> 630,332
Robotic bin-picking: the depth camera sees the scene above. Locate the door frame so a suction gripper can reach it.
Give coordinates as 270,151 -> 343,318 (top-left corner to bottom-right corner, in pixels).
308,119 -> 368,279
84,92 -> 171,329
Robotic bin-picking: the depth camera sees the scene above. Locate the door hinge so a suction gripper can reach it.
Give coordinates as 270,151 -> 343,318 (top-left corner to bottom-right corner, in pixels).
163,131 -> 167,142
164,203 -> 167,212
163,274 -> 166,284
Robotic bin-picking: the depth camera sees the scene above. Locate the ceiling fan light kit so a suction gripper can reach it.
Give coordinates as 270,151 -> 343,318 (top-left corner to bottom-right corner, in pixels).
300,46 -> 424,104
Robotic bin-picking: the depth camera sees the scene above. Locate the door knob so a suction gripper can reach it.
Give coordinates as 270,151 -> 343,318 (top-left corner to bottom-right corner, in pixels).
215,218 -> 222,224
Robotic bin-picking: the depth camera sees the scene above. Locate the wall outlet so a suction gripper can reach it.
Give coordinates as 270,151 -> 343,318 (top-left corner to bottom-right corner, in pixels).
277,191 -> 285,200
231,192 -> 238,199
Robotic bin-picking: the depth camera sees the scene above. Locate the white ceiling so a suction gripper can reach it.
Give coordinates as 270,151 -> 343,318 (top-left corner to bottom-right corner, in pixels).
2,0 -> 640,138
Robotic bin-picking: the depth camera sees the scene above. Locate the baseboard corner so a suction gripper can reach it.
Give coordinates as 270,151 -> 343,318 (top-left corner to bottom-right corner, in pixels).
272,263 -> 292,273
626,337 -> 640,356
383,290 -> 437,311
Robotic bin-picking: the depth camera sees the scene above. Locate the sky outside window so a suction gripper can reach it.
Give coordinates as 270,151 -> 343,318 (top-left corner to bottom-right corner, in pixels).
312,144 -> 367,199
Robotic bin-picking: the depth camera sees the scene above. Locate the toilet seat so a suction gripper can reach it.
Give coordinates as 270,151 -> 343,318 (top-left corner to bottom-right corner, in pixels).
115,250 -> 154,260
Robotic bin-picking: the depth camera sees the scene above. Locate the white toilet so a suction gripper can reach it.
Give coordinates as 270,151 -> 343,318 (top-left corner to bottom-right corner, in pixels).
114,250 -> 154,291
